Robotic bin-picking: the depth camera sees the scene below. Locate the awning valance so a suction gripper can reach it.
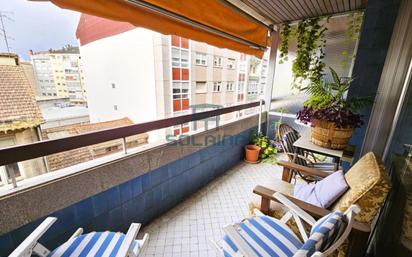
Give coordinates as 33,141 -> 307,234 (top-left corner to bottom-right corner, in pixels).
50,0 -> 271,57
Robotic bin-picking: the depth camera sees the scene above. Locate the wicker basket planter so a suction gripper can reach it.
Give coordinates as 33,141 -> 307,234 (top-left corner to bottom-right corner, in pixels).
311,119 -> 354,150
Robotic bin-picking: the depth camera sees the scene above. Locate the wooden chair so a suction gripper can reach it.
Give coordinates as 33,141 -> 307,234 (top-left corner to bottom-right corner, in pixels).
277,123 -> 335,183
250,152 -> 392,257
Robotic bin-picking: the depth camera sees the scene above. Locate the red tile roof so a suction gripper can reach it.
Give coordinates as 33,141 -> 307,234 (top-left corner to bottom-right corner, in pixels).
42,118 -> 149,171
0,63 -> 44,132
42,117 -> 134,137
76,14 -> 135,46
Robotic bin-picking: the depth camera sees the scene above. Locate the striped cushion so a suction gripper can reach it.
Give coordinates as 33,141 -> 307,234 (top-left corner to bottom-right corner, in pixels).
223,216 -> 303,257
294,211 -> 344,257
48,231 -> 141,257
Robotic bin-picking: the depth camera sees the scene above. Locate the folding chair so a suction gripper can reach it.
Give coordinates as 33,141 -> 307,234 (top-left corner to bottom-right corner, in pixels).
212,192 -> 360,257
9,217 -> 149,257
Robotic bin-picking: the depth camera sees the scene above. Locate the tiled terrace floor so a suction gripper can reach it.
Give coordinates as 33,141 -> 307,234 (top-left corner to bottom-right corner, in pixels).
140,161 -> 283,257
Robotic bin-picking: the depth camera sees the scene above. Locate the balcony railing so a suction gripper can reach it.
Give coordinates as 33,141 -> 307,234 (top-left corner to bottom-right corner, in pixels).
0,100 -> 264,189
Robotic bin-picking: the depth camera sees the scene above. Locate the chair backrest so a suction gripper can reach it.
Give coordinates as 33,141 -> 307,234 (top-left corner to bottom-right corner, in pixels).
280,130 -> 307,167
317,205 -> 361,256
278,123 -> 298,141
292,205 -> 360,257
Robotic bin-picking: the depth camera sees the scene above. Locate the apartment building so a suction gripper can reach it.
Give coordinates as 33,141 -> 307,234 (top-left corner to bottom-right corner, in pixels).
0,53 -> 47,185
30,46 -> 87,103
76,14 -> 268,141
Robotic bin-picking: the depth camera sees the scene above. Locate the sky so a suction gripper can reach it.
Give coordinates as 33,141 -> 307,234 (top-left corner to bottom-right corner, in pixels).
0,0 -> 80,60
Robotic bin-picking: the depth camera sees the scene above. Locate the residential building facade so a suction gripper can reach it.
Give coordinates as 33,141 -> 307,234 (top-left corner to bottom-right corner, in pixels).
29,46 -> 87,103
76,14 -> 268,141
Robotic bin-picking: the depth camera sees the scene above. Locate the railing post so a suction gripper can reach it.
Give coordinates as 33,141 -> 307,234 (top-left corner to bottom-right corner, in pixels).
258,98 -> 263,134
8,165 -> 17,188
122,137 -> 127,154
36,127 -> 50,173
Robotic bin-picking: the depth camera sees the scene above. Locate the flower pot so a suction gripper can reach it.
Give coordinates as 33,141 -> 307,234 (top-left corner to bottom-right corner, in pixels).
245,145 -> 261,163
311,119 -> 353,150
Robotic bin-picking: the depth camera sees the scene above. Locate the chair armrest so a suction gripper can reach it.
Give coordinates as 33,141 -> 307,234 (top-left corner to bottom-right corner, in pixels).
9,217 -> 57,257
116,223 -> 141,257
278,160 -> 330,182
253,185 -> 370,233
273,192 -> 317,226
284,152 -> 315,165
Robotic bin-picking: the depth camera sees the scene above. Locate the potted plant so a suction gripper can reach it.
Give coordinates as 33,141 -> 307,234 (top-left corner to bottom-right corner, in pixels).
297,67 -> 370,149
245,133 -> 277,163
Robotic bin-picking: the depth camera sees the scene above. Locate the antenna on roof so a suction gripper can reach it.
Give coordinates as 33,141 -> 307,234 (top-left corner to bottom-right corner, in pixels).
0,11 -> 14,53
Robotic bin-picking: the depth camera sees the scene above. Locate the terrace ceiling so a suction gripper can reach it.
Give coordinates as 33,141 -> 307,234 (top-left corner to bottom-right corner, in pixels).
228,0 -> 368,25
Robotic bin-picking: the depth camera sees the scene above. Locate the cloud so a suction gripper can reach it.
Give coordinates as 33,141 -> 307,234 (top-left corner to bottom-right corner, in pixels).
0,0 -> 80,60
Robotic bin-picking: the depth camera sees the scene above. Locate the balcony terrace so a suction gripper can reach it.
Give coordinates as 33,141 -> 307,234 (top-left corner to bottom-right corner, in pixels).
1,0 -> 412,257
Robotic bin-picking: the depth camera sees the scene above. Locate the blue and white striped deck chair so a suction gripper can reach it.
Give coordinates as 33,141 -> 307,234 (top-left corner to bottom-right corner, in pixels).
9,219 -> 149,257
211,192 -> 360,257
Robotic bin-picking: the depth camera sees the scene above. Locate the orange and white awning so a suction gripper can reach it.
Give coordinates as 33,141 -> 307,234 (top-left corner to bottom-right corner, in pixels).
49,0 -> 271,57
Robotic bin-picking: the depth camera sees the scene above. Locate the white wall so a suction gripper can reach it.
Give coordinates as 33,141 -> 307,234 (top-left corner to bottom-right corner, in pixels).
79,28 -> 161,142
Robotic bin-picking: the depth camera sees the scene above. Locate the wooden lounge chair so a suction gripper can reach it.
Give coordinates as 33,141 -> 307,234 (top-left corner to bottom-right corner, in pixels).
249,152 -> 391,257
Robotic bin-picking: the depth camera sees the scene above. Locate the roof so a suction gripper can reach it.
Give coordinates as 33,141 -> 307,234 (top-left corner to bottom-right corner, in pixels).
30,46 -> 80,55
41,106 -> 89,122
42,117 -> 148,171
50,46 -> 79,54
0,64 -> 44,132
76,13 -> 135,46
42,117 -> 134,137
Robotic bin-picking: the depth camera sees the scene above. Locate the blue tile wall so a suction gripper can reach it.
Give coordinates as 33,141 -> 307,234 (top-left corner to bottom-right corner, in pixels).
347,0 -> 400,162
1,126 -> 258,256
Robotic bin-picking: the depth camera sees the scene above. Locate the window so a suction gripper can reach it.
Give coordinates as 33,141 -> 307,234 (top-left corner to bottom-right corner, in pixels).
196,82 -> 207,93
171,35 -> 189,48
260,82 -> 265,94
226,82 -> 235,91
247,81 -> 258,95
213,56 -> 223,67
173,123 -> 190,136
239,63 -> 246,72
227,58 -> 236,69
238,81 -> 245,92
172,47 -> 189,68
213,82 -> 221,92
114,105 -> 118,110
173,82 -> 190,111
111,83 -> 116,89
173,82 -> 189,99
195,52 -> 207,66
